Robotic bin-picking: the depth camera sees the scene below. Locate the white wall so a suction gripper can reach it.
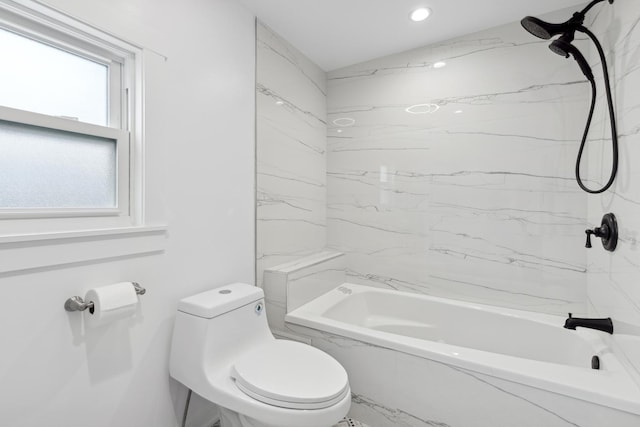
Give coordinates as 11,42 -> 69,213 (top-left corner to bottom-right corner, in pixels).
0,0 -> 256,426
585,1 -> 640,384
256,22 -> 327,286
325,9 -> 590,315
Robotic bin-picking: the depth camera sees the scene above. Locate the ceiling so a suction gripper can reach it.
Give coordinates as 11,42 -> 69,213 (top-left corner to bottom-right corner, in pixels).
238,0 -> 588,71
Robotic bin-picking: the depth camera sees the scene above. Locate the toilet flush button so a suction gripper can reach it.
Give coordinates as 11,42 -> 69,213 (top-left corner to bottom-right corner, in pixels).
255,302 -> 264,314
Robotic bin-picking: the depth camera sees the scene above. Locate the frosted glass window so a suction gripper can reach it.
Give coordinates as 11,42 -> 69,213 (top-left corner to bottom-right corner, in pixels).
0,27 -> 109,126
0,120 -> 117,208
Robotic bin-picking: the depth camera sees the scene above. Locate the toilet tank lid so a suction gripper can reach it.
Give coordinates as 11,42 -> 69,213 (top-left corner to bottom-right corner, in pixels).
177,283 -> 263,319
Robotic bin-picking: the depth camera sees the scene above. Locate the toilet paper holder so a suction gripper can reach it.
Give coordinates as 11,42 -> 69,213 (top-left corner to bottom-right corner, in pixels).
64,282 -> 146,313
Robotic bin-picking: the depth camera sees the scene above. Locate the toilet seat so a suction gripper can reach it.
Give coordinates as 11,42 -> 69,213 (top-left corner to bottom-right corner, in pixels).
231,340 -> 349,410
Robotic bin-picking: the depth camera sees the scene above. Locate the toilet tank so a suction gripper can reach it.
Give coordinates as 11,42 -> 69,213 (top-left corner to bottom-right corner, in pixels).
177,282 -> 264,319
169,283 -> 275,388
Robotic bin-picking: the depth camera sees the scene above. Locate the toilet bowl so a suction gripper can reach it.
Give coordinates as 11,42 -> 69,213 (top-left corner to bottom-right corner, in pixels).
169,283 -> 351,427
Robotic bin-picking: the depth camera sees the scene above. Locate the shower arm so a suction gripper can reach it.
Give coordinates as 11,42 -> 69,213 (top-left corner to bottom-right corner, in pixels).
564,0 -> 611,31
560,0 -> 614,37
573,25 -> 618,194
579,0 -> 614,18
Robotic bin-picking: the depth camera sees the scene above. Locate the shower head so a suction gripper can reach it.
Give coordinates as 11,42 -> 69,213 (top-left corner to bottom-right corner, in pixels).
521,0 -> 613,40
548,31 -> 575,57
520,1 -> 606,82
549,37 -> 594,81
520,16 -> 568,40
520,19 -> 593,81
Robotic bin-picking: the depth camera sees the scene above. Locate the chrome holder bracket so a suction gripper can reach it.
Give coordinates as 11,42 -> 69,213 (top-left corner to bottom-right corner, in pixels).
64,282 -> 146,312
64,296 -> 95,312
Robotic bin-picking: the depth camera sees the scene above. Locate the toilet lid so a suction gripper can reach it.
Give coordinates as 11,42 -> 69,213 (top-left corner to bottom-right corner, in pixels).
231,340 -> 349,410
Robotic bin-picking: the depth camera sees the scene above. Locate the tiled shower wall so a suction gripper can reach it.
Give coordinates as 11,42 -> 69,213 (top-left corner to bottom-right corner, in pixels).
586,3 -> 640,382
325,10 -> 591,315
256,22 -> 327,286
257,7 -> 638,318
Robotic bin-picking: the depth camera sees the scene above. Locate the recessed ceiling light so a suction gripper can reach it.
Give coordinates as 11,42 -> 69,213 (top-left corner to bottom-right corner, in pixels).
433,61 -> 446,69
410,7 -> 431,22
406,103 -> 440,114
333,118 -> 356,127
454,110 -> 463,114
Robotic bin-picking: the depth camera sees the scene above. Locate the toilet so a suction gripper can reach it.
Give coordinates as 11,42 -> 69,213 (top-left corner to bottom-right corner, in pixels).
169,282 -> 351,427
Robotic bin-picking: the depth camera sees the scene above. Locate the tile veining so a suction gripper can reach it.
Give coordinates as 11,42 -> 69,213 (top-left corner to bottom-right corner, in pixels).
256,21 -> 328,285
326,15 -> 589,315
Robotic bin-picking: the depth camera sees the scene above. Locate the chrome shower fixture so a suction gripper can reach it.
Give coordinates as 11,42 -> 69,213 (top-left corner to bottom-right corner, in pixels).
521,0 -> 618,194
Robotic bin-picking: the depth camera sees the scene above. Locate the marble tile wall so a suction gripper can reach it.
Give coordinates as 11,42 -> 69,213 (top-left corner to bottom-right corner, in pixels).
584,2 -> 640,383
326,9 -> 591,315
262,251 -> 345,332
256,22 -> 328,286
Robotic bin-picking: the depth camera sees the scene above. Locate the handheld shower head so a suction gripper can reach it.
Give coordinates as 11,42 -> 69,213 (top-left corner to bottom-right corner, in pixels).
548,30 -> 575,57
549,36 -> 594,81
549,37 -> 573,57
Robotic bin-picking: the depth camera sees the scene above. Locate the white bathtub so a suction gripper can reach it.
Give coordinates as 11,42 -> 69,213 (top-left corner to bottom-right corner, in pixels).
285,284 -> 640,425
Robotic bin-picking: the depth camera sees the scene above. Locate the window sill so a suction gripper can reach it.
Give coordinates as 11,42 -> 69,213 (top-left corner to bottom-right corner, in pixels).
0,225 -> 168,273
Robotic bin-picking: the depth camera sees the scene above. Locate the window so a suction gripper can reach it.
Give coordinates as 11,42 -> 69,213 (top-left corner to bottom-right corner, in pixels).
0,26 -> 110,126
0,0 -> 141,235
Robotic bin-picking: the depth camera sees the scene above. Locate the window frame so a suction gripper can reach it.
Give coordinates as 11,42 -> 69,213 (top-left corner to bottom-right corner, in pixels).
0,0 -> 144,235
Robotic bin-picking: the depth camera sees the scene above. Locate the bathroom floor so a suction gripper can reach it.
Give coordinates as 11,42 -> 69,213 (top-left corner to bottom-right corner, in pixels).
211,416 -> 370,426
334,417 -> 371,427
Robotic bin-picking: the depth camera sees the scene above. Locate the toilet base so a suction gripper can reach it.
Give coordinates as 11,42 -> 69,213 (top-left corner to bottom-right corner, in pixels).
220,408 -> 277,427
219,408 -> 355,427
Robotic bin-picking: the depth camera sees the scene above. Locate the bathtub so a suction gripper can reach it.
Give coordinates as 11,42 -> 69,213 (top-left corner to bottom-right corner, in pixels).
285,284 -> 640,427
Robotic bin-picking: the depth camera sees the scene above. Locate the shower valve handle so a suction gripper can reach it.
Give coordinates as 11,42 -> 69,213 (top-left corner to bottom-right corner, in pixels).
585,229 -> 594,248
585,213 -> 618,251
585,227 -> 608,248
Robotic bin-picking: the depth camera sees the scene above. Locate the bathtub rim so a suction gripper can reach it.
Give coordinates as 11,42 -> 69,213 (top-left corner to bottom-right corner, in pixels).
285,283 -> 640,416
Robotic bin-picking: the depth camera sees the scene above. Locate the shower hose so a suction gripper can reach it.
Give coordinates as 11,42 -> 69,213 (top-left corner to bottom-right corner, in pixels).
575,26 -> 618,194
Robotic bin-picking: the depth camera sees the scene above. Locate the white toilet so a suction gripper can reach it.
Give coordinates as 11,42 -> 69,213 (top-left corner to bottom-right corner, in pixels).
169,282 -> 351,427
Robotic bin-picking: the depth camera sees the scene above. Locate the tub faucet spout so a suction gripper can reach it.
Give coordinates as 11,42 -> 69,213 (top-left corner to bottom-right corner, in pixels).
564,313 -> 613,334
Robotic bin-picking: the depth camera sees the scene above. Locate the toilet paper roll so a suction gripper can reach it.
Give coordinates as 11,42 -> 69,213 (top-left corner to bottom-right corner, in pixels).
84,282 -> 139,327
